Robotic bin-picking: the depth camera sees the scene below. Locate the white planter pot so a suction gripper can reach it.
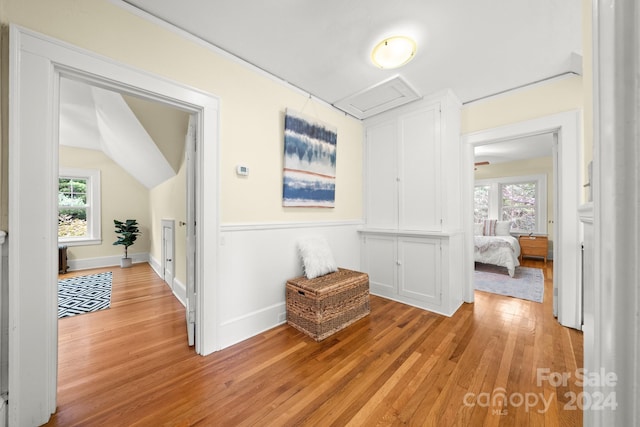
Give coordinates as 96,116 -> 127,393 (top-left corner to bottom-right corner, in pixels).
120,257 -> 133,268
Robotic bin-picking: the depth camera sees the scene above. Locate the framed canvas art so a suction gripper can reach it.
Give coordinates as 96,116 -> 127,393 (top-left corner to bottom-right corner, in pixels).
283,109 -> 337,207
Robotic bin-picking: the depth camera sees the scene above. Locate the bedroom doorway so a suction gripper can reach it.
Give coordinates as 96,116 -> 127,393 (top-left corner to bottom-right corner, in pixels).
462,110 -> 582,331
8,26 -> 220,424
472,132 -> 556,304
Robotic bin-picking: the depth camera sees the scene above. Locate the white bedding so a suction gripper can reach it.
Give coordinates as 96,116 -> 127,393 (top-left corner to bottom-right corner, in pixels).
474,235 -> 521,277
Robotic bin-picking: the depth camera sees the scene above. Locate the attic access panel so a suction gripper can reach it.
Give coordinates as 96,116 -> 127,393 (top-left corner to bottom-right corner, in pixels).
333,76 -> 421,119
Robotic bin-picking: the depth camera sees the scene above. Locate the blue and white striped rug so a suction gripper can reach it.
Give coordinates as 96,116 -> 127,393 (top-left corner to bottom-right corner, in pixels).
58,272 -> 112,318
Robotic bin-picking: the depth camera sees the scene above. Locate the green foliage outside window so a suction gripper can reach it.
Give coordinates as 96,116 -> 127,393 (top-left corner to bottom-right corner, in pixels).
58,177 -> 88,237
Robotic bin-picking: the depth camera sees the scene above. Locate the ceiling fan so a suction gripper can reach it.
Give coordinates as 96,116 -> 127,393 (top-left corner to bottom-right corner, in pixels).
474,161 -> 490,170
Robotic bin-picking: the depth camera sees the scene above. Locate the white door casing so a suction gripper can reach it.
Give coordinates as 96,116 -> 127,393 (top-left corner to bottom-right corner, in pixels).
185,116 -> 196,347
8,25 -> 220,425
462,110 -> 582,330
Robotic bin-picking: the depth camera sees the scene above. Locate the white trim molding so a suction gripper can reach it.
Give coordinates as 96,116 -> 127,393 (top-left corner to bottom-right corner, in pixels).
589,0 -> 640,425
462,110 -> 582,331
475,173 -> 548,234
218,221 -> 362,349
8,25 -> 220,425
220,219 -> 364,232
66,252 -> 150,272
149,253 -> 186,306
58,167 -> 102,246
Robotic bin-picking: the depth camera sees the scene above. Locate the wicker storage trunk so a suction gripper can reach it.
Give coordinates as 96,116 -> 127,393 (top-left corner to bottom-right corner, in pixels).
286,268 -> 370,341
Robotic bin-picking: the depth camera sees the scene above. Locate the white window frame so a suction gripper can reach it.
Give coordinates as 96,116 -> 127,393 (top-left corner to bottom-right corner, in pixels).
58,167 -> 101,246
475,174 -> 547,234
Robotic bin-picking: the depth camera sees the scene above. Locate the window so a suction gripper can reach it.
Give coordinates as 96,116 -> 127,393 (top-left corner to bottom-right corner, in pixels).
474,174 -> 547,233
58,168 -> 101,245
501,181 -> 537,231
473,185 -> 490,223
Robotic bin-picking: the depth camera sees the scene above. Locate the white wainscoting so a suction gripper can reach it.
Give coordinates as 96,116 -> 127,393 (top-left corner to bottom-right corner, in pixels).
218,220 -> 363,349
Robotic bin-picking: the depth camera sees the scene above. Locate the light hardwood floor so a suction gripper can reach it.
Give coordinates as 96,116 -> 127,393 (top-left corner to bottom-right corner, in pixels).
47,259 -> 582,426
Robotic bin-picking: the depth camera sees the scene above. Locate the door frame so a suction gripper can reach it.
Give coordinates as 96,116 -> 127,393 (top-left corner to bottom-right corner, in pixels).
161,219 -> 176,291
461,110 -> 582,329
8,25 -> 220,425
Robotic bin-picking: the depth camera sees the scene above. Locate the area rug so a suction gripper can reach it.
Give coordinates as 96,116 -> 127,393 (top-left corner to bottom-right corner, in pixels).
474,263 -> 544,303
58,272 -> 112,318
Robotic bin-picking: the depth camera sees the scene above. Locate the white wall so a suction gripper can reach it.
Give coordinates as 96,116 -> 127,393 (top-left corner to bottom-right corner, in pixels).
218,221 -> 362,348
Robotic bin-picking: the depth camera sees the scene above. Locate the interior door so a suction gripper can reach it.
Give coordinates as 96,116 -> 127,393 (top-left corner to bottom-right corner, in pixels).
185,115 -> 196,346
162,221 -> 175,288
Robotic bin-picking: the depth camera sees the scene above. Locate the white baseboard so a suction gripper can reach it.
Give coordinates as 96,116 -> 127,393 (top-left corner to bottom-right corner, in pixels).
219,302 -> 287,349
148,253 -> 186,306
172,277 -> 186,307
67,252 -> 150,271
148,253 -> 162,277
218,221 -> 362,349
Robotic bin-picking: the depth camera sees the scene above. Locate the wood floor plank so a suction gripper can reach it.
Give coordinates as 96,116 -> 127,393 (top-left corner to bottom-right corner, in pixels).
46,260 -> 582,426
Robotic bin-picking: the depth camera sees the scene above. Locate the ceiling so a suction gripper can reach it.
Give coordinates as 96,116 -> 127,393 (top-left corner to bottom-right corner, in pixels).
120,0 -> 582,118
59,78 -> 190,188
474,133 -> 554,165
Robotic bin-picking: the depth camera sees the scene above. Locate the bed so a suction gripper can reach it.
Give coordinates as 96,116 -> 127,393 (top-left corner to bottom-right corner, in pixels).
474,220 -> 520,277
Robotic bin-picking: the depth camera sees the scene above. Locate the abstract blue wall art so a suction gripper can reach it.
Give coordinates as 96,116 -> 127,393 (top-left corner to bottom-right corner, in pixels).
283,109 -> 337,207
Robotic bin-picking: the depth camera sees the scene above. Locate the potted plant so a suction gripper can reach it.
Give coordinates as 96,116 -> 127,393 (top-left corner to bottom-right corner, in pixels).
113,219 -> 140,268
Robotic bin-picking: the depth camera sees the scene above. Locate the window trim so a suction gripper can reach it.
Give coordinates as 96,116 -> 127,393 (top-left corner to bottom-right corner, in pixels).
475,174 -> 547,234
58,167 -> 102,246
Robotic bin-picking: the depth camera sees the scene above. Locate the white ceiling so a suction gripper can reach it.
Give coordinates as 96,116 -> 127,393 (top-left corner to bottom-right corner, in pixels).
121,0 -> 582,116
59,78 -> 182,189
474,133 -> 554,164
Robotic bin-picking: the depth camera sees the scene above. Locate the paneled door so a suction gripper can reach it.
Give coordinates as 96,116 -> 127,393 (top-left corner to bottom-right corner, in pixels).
161,219 -> 175,289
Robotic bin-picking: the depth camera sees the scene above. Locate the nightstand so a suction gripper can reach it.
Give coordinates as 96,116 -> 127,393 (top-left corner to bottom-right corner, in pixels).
519,235 -> 548,264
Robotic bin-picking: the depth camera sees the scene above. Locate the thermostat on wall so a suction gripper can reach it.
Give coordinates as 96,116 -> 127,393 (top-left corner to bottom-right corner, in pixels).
236,165 -> 249,176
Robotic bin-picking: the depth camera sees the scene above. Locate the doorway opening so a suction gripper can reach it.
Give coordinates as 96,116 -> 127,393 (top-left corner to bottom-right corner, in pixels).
472,132 -> 557,308
462,110 -> 582,331
9,26 -> 220,424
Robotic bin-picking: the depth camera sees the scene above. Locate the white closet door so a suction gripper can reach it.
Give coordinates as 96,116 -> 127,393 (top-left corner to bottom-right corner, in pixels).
365,121 -> 398,229
397,236 -> 441,305
398,106 -> 441,231
361,234 -> 397,298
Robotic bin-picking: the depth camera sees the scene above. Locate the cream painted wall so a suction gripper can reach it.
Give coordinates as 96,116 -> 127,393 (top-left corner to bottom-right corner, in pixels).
474,156 -> 554,241
1,0 -> 363,226
59,145 -> 151,261
462,75 -> 585,210
122,94 -> 190,174
461,75 -> 583,133
149,156 -> 187,287
462,0 -> 592,202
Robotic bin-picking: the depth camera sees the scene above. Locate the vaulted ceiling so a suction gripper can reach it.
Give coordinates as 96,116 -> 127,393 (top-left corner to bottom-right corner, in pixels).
59,78 -> 190,188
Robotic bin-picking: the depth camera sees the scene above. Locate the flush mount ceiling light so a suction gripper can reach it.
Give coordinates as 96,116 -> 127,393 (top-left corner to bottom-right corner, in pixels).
371,36 -> 417,69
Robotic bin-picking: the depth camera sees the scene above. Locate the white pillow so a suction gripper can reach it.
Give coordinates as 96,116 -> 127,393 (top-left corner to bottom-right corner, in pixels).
297,236 -> 338,279
495,221 -> 512,236
474,223 -> 483,236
